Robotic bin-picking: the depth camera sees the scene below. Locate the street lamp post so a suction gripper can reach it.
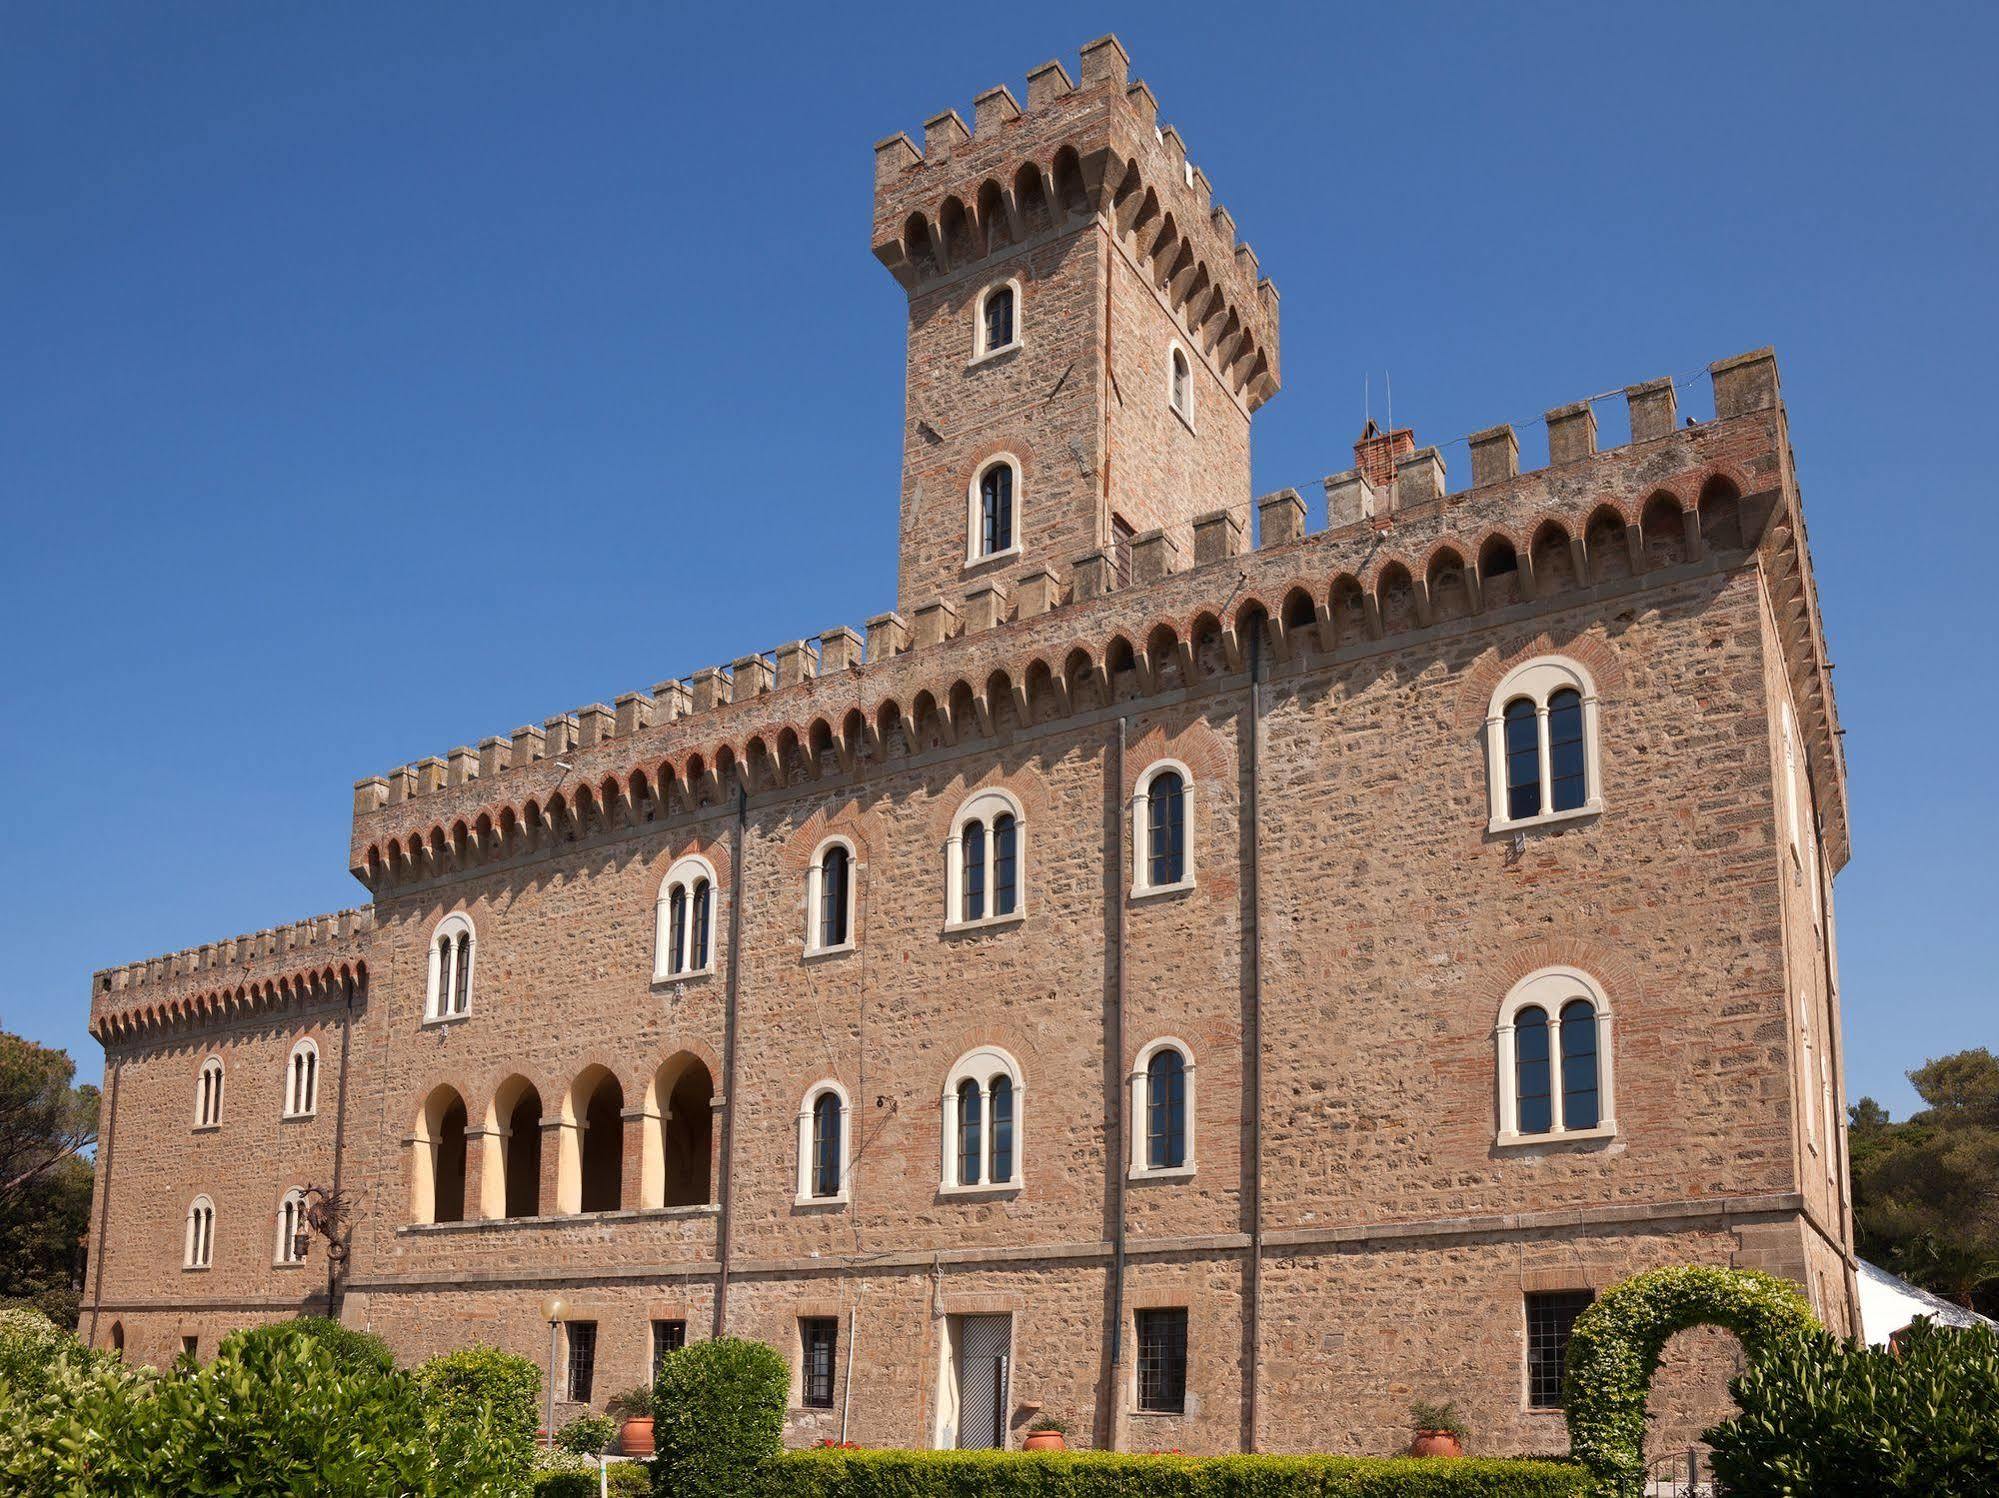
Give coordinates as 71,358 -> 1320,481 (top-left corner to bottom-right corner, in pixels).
540,1295 -> 568,1449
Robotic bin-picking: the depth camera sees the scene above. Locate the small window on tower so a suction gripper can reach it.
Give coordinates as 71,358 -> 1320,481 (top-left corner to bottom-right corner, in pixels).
1112,514 -> 1136,587
970,459 -> 1019,563
975,280 -> 1020,358
1169,344 -> 1194,426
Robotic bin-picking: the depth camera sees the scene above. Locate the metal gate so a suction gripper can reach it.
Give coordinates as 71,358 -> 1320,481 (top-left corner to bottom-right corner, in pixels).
955,1315 -> 1011,1449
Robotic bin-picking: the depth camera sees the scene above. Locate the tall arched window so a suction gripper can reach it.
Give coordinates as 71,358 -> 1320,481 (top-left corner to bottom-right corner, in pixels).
1168,343 -> 1193,425
1485,657 -> 1603,831
975,280 -> 1019,358
940,1047 -> 1023,1191
947,789 -> 1025,929
484,1075 -> 544,1220
1129,1039 -> 1196,1177
1496,968 -> 1616,1144
807,838 -> 855,954
655,856 -> 718,979
184,1196 -> 215,1269
563,1066 -> 625,1215
967,456 -> 1021,563
794,1082 -> 850,1204
194,1056 -> 224,1128
412,1085 -> 468,1224
644,1052 -> 715,1210
425,913 -> 475,1021
284,1039 -> 319,1118
1132,760 -> 1194,894
275,1188 -> 307,1264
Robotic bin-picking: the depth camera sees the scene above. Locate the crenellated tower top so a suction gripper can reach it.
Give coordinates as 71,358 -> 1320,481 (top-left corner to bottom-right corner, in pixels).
871,36 -> 1282,618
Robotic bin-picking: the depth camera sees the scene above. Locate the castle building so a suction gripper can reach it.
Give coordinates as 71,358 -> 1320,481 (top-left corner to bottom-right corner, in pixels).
80,35 -> 1856,1459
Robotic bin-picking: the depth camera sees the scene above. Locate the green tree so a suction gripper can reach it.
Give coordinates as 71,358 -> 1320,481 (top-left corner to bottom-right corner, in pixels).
1850,1047 -> 1999,1315
0,1032 -> 98,1327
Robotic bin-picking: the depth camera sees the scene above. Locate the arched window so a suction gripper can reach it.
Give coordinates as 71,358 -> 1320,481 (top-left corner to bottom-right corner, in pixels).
940,1047 -> 1023,1191
1129,1038 -> 1195,1177
1484,657 -> 1603,832
655,856 -> 718,979
194,1056 -> 224,1129
975,280 -> 1020,358
794,1082 -> 850,1204
484,1076 -> 544,1219
412,1085 -> 468,1224
807,838 -> 855,954
947,789 -> 1025,929
184,1196 -> 215,1269
284,1039 -> 319,1118
1168,343 -> 1193,425
425,913 -> 475,1021
1496,968 -> 1616,1144
1131,761 -> 1194,894
563,1066 -> 625,1215
275,1188 -> 307,1264
1780,700 -> 1802,860
967,456 -> 1020,563
644,1053 -> 715,1210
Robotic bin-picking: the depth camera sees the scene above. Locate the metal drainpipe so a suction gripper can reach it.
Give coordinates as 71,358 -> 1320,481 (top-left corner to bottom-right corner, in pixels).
1106,715 -> 1130,1450
712,783 -> 749,1337
1243,623 -> 1266,1453
1807,790 -> 1859,1329
839,1302 -> 859,1444
85,1054 -> 122,1348
327,971 -> 357,1318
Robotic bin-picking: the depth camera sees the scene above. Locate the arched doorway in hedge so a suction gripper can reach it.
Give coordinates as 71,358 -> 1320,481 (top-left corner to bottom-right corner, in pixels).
1563,1264 -> 1819,1491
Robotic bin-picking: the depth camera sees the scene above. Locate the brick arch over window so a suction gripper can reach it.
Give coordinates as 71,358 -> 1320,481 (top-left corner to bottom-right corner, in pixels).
1495,966 -> 1617,1144
425,912 -> 475,1021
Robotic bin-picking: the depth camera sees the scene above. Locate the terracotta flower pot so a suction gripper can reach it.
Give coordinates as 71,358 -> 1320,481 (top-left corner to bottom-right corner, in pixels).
1023,1430 -> 1067,1452
619,1416 -> 655,1457
1409,1430 -> 1463,1459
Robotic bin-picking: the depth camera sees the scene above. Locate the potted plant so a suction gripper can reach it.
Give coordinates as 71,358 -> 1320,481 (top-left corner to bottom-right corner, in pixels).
1023,1412 -> 1070,1452
1408,1399 -> 1467,1458
606,1385 -> 655,1457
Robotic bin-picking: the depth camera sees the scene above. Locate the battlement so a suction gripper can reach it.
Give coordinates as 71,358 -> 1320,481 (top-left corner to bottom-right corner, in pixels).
91,906 -> 374,1041
350,347 -> 1846,881
871,34 -> 1279,411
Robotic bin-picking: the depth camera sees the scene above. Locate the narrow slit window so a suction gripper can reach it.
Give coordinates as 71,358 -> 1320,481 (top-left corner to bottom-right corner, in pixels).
811,1092 -> 842,1198
962,820 -> 986,922
819,844 -> 850,949
980,465 -> 1013,556
989,1074 -> 1015,1183
992,814 -> 1018,916
1147,772 -> 1186,887
982,285 -> 1014,352
668,887 -> 688,974
1146,1049 -> 1187,1170
957,1079 -> 982,1186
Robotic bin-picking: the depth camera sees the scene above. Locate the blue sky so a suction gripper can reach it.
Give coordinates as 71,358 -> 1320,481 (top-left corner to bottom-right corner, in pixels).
3,3 -> 1992,1118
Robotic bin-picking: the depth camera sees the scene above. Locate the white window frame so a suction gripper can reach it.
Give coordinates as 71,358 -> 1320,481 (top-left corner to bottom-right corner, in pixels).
654,855 -> 719,981
1494,966 -> 1617,1145
939,1045 -> 1024,1194
970,277 -> 1023,364
944,788 -> 1027,932
425,912 -> 475,1023
1799,992 -> 1820,1156
1128,1037 -> 1196,1180
1131,759 -> 1196,897
284,1039 -> 319,1119
194,1055 -> 224,1129
805,836 -> 857,957
1167,341 -> 1195,431
966,454 -> 1023,568
275,1187 -> 307,1265
184,1195 -> 215,1270
1485,655 -> 1605,834
794,1081 -> 852,1206
1781,700 -> 1802,864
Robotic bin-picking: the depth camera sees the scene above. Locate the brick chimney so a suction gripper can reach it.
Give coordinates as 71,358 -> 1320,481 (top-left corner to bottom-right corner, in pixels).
1354,420 -> 1415,494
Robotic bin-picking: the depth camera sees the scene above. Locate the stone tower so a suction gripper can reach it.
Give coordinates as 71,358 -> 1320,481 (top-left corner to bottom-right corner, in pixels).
873,35 -> 1281,622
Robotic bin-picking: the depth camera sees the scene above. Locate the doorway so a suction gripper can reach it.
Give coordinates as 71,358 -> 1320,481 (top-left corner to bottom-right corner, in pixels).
949,1313 -> 1011,1449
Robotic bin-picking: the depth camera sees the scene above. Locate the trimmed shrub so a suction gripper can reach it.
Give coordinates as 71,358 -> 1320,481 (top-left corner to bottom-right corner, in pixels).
1706,1317 -> 1999,1496
608,1460 -> 654,1496
652,1336 -> 789,1498
743,1449 -> 1590,1496
559,1411 -> 620,1454
1561,1264 -> 1816,1490
0,1323 -> 522,1495
533,1446 -> 601,1498
417,1342 -> 542,1482
234,1315 -> 395,1376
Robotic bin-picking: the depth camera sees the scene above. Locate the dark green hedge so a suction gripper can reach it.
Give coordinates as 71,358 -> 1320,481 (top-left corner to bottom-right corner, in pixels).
741,1449 -> 1589,1497
1706,1318 -> 1999,1496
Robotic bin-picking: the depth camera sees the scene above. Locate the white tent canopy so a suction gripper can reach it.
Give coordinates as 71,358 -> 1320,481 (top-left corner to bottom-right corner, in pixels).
1855,1258 -> 1996,1347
